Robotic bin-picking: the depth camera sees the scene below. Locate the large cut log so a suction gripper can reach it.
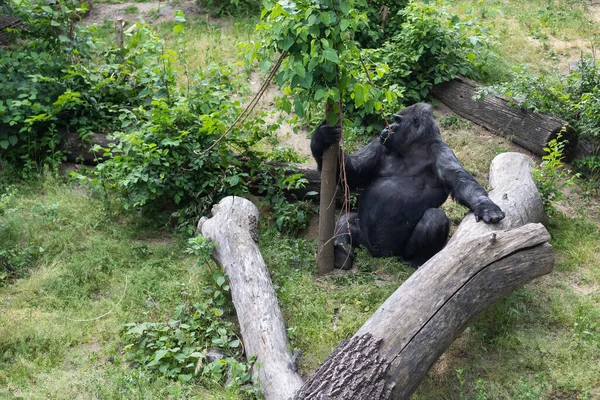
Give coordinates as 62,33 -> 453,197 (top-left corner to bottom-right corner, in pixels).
59,131 -> 113,164
199,196 -> 304,400
294,152 -> 554,399
431,76 -> 578,160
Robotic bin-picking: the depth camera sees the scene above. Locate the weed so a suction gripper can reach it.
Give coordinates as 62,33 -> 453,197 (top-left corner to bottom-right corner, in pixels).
124,5 -> 138,14
532,133 -> 579,213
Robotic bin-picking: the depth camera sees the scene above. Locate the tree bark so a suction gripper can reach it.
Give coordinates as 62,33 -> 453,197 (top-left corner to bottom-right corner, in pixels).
296,152 -> 554,399
316,141 -> 339,274
59,131 -> 112,164
199,196 -> 304,400
430,76 -> 578,160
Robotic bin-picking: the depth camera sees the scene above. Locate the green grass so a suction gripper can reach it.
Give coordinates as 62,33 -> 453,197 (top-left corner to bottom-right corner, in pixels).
0,173 -> 245,398
449,0 -> 600,79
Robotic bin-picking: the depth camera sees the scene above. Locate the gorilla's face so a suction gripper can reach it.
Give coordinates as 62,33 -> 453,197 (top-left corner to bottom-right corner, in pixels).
379,103 -> 436,152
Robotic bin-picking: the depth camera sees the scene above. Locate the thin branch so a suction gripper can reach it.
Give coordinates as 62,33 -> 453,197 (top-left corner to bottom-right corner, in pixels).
198,51 -> 289,156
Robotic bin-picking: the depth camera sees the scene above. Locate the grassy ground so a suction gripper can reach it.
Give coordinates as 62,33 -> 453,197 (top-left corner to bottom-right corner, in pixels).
2,0 -> 600,399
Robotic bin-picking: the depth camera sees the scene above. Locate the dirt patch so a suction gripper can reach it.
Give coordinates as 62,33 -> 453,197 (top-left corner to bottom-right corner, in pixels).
84,0 -> 201,25
248,72 -> 314,164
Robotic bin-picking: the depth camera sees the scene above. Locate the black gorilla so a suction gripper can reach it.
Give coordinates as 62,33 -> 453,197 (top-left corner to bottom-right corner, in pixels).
311,103 -> 505,269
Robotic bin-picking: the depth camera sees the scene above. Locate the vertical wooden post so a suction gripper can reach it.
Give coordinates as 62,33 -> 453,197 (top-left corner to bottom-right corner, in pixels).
115,18 -> 123,48
316,102 -> 338,275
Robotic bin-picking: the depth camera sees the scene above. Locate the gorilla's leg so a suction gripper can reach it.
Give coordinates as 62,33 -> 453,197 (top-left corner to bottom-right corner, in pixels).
403,208 -> 450,268
333,212 -> 362,270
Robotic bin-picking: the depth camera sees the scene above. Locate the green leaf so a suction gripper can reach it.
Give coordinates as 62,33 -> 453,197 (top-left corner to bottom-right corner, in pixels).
322,48 -> 339,63
147,349 -> 169,367
294,63 -> 306,78
320,11 -> 331,25
339,1 -> 351,15
58,35 -> 69,43
41,5 -> 53,13
259,59 -> 272,73
282,35 -> 294,51
314,88 -> 327,101
172,24 -> 185,34
340,19 -> 350,31
8,135 -> 18,146
0,140 -> 9,149
294,100 -> 305,118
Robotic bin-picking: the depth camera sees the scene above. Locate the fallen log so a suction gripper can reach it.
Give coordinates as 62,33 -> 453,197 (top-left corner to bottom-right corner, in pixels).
431,76 -> 578,160
59,131 -> 113,164
198,152 -> 554,399
296,152 -> 554,399
199,196 -> 304,400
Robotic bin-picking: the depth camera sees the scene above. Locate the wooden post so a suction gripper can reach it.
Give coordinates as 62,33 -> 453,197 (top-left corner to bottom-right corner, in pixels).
316,102 -> 338,275
115,18 -> 123,48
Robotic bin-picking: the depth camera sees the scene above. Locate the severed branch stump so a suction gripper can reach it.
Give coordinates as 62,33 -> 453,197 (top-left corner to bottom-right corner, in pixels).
199,197 -> 304,400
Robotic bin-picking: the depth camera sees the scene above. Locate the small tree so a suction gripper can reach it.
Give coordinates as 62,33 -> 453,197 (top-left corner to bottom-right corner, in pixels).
250,0 -> 399,273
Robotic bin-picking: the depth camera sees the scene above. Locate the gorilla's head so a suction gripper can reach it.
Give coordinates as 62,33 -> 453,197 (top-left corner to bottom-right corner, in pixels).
380,103 -> 439,152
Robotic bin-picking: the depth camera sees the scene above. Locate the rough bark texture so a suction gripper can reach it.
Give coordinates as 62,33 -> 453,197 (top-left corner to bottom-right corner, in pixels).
199,196 -> 304,400
306,152 -> 553,400
59,131 -> 113,164
316,142 -> 339,274
451,152 -> 548,242
430,76 -> 578,160
294,334 -> 393,400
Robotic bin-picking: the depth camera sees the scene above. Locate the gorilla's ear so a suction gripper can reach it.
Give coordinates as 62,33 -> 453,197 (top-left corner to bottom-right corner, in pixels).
393,114 -> 402,123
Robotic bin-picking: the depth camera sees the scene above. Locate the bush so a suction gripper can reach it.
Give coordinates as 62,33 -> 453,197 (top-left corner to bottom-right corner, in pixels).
0,1 -> 174,169
368,1 -> 491,104
83,63 -> 277,223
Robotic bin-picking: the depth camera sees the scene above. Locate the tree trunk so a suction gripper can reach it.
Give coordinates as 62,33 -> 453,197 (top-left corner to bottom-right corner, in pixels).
295,152 -> 554,399
316,101 -> 340,275
199,196 -> 304,400
316,141 -> 339,274
430,76 -> 578,160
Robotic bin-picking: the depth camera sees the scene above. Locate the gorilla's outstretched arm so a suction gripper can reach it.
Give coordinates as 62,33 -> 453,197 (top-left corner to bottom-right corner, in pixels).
311,123 -> 385,189
433,143 -> 505,224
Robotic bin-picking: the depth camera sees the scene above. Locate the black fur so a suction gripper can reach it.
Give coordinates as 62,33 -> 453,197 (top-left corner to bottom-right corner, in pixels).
311,103 -> 505,269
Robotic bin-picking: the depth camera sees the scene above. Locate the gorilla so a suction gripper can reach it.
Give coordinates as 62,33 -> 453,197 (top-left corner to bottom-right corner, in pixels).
310,103 -> 505,269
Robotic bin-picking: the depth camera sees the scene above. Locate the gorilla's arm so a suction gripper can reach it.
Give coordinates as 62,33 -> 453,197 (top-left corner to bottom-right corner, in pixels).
432,143 -> 505,223
311,123 -> 385,189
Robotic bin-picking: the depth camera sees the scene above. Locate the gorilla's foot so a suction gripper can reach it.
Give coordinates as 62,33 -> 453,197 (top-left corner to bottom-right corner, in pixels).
334,244 -> 354,270
403,258 -> 425,269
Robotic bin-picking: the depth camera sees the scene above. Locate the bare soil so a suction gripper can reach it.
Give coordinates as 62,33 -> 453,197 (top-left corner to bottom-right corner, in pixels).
84,0 -> 201,25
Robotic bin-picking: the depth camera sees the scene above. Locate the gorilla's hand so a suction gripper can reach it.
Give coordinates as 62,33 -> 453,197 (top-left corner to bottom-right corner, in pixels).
473,202 -> 505,224
313,121 -> 341,147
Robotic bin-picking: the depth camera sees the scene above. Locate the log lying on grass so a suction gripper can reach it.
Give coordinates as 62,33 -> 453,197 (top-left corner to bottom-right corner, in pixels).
59,131 -> 113,164
296,152 -> 554,399
198,152 -> 554,399
431,76 -> 578,160
199,197 -> 304,400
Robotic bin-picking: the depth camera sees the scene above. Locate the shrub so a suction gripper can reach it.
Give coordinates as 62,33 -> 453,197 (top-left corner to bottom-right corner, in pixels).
0,1 -> 175,169
368,1 -> 491,104
83,63 -> 276,222
532,133 -> 579,213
